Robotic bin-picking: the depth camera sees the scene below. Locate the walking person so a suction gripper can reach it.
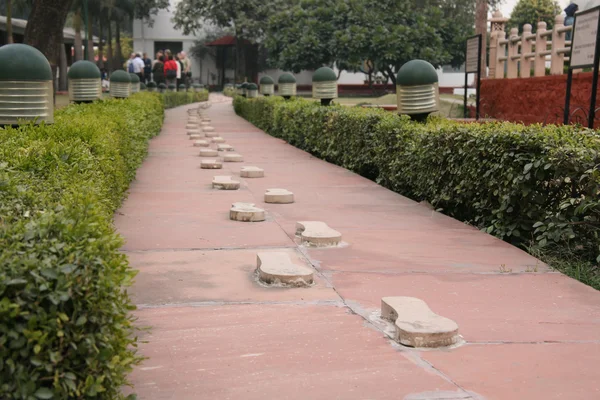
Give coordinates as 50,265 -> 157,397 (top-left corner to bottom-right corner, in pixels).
132,53 -> 145,82
164,52 -> 178,87
153,55 -> 165,85
180,51 -> 192,87
564,3 -> 578,41
175,53 -> 183,90
143,52 -> 152,83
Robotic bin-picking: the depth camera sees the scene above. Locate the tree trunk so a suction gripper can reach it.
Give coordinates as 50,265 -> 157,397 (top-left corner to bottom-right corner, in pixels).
74,9 -> 83,61
24,0 -> 74,98
6,0 -> 14,44
59,42 -> 68,91
87,14 -> 94,61
107,20 -> 113,72
98,18 -> 104,69
382,66 -> 396,86
475,0 -> 488,77
115,22 -> 122,69
234,27 -> 240,83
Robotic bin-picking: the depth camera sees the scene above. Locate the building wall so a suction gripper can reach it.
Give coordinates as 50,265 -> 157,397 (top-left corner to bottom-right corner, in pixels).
480,72 -> 599,127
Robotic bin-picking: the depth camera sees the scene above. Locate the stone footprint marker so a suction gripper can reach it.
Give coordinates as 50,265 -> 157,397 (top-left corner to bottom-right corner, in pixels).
212,176 -> 240,190
211,137 -> 226,143
189,134 -> 203,140
265,189 -> 294,204
240,166 -> 264,178
230,202 -> 265,222
200,159 -> 222,169
256,252 -> 314,286
193,140 -> 210,147
199,148 -> 218,157
381,297 -> 460,348
296,221 -> 342,246
217,143 -> 234,152
223,153 -> 244,162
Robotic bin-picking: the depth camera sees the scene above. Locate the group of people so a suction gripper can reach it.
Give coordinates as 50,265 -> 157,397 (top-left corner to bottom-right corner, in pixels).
126,50 -> 192,89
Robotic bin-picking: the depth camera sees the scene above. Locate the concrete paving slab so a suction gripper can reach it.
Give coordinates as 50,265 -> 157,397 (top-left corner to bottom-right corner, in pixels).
126,305 -> 462,400
331,272 -> 600,343
128,248 -> 334,305
421,343 -> 600,400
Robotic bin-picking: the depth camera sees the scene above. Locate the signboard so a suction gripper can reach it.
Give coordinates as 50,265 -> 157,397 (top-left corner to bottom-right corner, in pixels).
464,34 -> 482,120
570,7 -> 600,68
564,6 -> 600,128
466,37 -> 480,73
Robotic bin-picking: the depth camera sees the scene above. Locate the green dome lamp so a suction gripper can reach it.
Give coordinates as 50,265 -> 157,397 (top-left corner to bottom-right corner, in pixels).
241,82 -> 249,97
67,60 -> 102,103
168,83 -> 177,92
396,60 -> 440,122
129,72 -> 141,93
235,84 -> 243,96
0,43 -> 54,126
278,73 -> 296,99
140,82 -> 147,91
246,83 -> 258,98
146,81 -> 157,92
312,67 -> 337,106
178,83 -> 187,91
192,83 -> 201,92
259,75 -> 275,96
109,70 -> 131,98
158,83 -> 167,93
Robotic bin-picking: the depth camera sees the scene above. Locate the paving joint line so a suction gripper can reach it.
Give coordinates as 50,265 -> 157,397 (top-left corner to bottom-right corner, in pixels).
135,299 -> 345,309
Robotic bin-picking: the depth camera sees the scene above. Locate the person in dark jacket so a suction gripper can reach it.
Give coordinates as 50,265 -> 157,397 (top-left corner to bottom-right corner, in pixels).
153,56 -> 165,85
564,3 -> 578,41
143,52 -> 152,84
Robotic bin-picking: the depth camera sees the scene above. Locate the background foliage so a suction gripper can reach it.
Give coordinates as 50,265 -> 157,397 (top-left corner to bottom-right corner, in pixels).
234,96 -> 600,288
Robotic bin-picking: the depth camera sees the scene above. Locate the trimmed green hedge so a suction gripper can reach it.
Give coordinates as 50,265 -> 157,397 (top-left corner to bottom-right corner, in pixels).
234,96 -> 600,280
0,92 -> 199,398
163,90 -> 209,108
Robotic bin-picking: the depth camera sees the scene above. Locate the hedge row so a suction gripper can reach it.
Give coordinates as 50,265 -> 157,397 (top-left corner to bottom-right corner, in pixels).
163,90 -> 209,109
234,96 -> 600,270
0,92 -> 201,398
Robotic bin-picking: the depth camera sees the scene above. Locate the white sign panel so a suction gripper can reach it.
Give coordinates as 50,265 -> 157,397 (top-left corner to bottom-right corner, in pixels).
466,37 -> 480,73
571,8 -> 600,68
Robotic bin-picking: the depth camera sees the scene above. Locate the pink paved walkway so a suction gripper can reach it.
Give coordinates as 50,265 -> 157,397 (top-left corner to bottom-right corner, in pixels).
116,95 -> 600,400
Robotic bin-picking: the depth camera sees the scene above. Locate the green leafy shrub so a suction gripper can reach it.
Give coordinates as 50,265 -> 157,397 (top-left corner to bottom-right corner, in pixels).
162,90 -> 209,109
0,91 -> 191,398
234,96 -> 600,286
223,87 -> 236,97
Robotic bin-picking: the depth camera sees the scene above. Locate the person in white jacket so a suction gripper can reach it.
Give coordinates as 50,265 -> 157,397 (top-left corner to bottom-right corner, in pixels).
175,53 -> 182,90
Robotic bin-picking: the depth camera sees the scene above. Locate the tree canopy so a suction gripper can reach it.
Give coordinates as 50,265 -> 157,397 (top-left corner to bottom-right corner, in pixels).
509,0 -> 561,32
172,0 -> 504,83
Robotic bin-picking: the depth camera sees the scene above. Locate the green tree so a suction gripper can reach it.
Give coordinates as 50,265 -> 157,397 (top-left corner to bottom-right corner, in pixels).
509,0 -> 560,32
172,0 -> 283,81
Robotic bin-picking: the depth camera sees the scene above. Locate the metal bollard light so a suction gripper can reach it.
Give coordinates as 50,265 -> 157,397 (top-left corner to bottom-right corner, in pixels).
246,83 -> 258,98
67,60 -> 102,103
0,43 -> 54,125
259,76 -> 275,96
129,73 -> 141,93
396,60 -> 440,122
278,73 -> 296,99
110,70 -> 132,98
312,67 -> 338,106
